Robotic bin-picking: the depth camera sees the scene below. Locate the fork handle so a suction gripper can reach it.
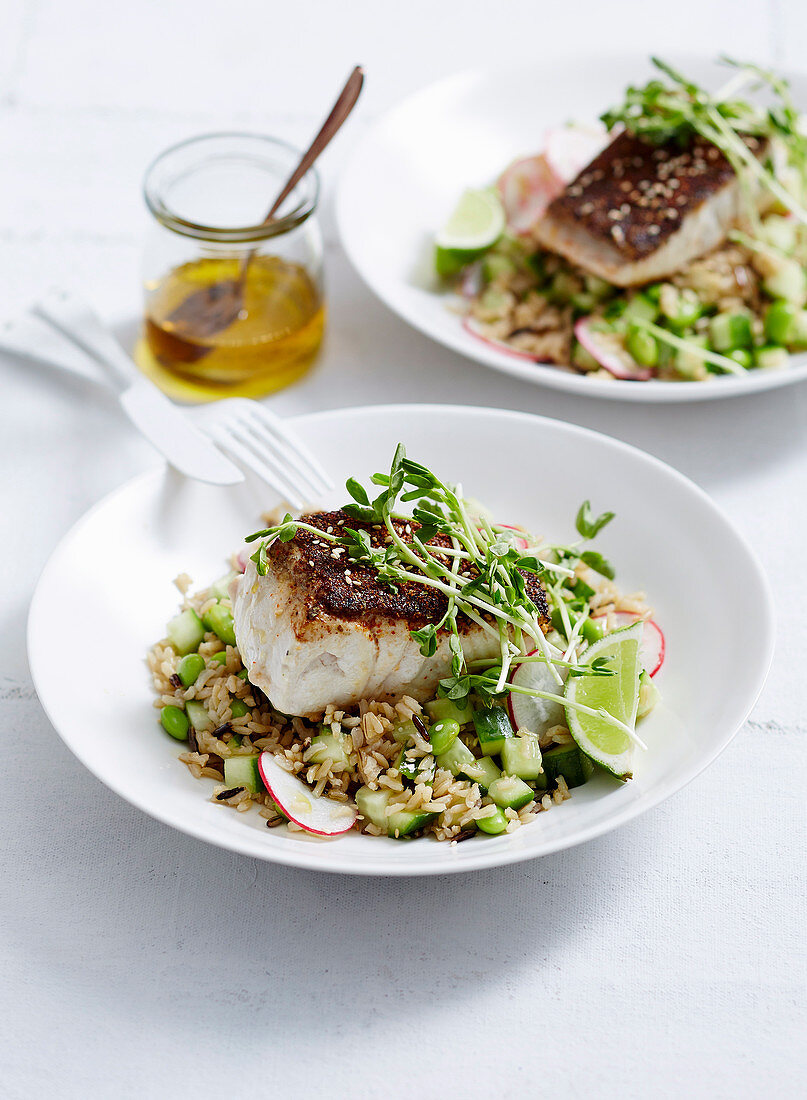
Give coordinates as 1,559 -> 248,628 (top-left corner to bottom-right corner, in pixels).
33,290 -> 139,391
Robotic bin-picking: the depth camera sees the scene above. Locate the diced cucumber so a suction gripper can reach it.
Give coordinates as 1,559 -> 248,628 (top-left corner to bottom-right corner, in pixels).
709,311 -> 753,351
355,786 -> 390,829
223,754 -> 264,794
755,345 -> 790,370
391,718 -> 422,745
637,670 -> 661,721
435,738 -> 476,775
477,807 -> 508,835
623,292 -> 659,324
306,732 -> 349,769
673,334 -> 709,380
482,253 -> 517,283
201,603 -> 237,647
166,609 -> 205,656
387,808 -> 438,838
584,274 -> 613,301
210,571 -> 237,600
396,747 -> 435,787
488,775 -> 534,811
761,213 -> 798,254
572,339 -> 600,372
541,743 -> 594,788
500,735 -> 544,782
548,270 -> 582,304
472,706 -> 514,757
435,739 -> 501,791
790,310 -> 807,349
462,755 -> 502,791
185,699 -> 213,733
425,697 -> 473,726
763,259 -> 807,306
355,786 -> 435,837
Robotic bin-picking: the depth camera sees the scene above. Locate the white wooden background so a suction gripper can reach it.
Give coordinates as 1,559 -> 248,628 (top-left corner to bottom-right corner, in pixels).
2,3 -> 806,1097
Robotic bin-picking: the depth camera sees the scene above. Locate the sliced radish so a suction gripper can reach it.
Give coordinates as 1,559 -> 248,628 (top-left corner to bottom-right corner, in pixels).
574,317 -> 653,381
496,154 -> 564,234
544,124 -> 609,183
508,651 -> 569,736
460,261 -> 484,300
462,316 -> 551,363
499,523 -> 532,550
236,549 -> 249,573
592,612 -> 665,677
257,753 -> 357,836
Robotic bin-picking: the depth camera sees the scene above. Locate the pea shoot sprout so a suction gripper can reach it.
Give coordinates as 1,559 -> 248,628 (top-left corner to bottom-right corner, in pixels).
245,445 -> 643,743
601,56 -> 807,228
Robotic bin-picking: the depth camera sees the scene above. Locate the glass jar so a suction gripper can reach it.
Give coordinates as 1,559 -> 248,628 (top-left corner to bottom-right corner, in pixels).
137,133 -> 324,402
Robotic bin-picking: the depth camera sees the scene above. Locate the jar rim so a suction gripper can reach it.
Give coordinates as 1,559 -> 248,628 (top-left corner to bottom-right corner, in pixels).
143,132 -> 320,242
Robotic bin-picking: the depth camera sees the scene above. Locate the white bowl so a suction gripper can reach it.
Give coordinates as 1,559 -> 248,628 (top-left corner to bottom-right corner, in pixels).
337,54 -> 807,402
28,405 -> 774,874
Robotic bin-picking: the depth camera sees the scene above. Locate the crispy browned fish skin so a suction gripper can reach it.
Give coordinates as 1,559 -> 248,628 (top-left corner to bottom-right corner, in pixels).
534,130 -> 764,284
267,508 -> 550,633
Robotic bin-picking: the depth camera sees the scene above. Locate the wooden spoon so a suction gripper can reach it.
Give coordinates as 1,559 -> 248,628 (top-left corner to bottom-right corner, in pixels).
164,65 -> 364,349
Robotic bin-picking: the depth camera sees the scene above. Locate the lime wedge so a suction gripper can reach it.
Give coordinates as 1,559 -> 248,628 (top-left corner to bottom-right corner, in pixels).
564,622 -> 643,780
435,189 -> 505,277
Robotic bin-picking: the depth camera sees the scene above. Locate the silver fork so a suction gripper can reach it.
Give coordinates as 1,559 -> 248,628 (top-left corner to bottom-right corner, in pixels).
18,290 -> 333,507
194,398 -> 333,509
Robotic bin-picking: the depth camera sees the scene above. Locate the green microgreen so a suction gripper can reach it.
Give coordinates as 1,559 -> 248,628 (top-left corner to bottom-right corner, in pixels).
600,56 -> 807,226
244,446 -> 632,735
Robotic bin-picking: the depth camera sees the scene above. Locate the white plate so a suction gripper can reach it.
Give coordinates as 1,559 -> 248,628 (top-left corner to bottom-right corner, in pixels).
337,55 -> 807,402
28,405 -> 774,874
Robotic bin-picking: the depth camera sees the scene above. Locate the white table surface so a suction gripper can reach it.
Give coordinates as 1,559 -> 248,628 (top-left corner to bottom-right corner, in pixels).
2,2 -> 806,1097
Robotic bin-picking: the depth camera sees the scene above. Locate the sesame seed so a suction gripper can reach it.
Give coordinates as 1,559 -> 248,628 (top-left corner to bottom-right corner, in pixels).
647,225 -> 661,236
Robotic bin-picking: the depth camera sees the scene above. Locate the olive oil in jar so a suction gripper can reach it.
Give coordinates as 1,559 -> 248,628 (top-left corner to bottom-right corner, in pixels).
136,255 -> 325,401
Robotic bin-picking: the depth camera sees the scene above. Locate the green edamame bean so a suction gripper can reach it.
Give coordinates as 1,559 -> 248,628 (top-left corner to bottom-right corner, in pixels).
626,325 -> 659,368
177,653 -> 205,687
764,299 -> 797,345
230,699 -> 249,718
160,705 -> 189,741
210,651 -> 227,666
726,348 -> 753,370
429,718 -> 460,756
581,617 -> 604,645
477,807 -> 509,835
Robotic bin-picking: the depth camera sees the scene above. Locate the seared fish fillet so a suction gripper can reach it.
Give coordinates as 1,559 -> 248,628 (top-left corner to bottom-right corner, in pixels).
232,509 -> 550,719
534,130 -> 765,286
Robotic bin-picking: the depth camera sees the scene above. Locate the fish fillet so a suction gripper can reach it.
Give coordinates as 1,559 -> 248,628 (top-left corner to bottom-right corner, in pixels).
232,509 -> 550,718
534,130 -> 766,286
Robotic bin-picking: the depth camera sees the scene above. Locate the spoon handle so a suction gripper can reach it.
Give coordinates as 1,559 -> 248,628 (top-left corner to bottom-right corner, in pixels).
264,65 -> 364,223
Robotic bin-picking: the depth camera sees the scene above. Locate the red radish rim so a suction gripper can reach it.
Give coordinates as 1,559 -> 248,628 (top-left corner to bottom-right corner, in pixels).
462,317 -> 552,363
574,316 -> 653,381
507,647 -> 540,731
497,523 -> 529,550
257,754 -> 357,836
592,611 -> 665,677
